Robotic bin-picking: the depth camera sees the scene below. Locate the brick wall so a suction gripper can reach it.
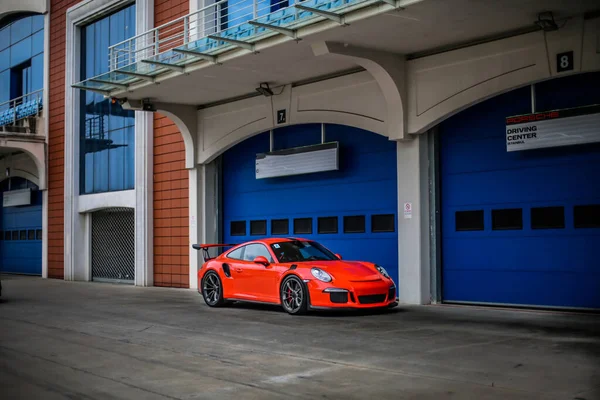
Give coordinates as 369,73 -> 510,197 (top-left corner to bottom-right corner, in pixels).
48,0 -> 82,279
153,0 -> 190,288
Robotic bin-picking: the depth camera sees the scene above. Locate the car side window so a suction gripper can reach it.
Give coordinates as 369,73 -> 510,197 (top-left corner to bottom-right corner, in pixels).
243,244 -> 274,263
227,246 -> 245,260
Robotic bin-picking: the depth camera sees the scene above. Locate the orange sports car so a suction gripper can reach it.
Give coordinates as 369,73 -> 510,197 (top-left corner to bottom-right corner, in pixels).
192,237 -> 397,315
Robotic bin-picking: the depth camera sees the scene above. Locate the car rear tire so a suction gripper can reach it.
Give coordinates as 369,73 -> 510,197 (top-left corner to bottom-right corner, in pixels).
201,271 -> 225,307
280,275 -> 308,315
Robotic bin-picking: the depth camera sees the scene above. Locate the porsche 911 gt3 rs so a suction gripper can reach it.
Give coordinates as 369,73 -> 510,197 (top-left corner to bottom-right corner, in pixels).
192,237 -> 397,315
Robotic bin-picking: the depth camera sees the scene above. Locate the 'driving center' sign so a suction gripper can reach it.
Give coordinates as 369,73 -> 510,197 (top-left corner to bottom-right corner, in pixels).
505,104 -> 600,152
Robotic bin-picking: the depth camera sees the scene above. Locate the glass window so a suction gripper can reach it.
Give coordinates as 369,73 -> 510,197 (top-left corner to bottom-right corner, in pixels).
271,219 -> 289,235
31,53 -> 43,92
344,215 -> 365,233
574,204 -> 600,229
32,15 -> 44,33
226,246 -> 245,260
492,208 -> 523,230
36,229 -> 42,240
79,4 -> 136,194
531,206 -> 564,229
12,231 -> 18,240
0,48 -> 8,72
250,220 -> 266,235
28,230 -> 35,240
293,218 -> 312,234
5,230 -> 12,240
456,210 -> 484,231
10,17 -> 32,44
19,230 -> 27,240
318,217 -> 338,234
32,30 -> 43,56
243,244 -> 273,262
0,26 -> 9,51
230,221 -> 246,236
371,214 -> 395,233
10,36 -> 32,68
270,240 -> 338,263
0,230 -> 3,240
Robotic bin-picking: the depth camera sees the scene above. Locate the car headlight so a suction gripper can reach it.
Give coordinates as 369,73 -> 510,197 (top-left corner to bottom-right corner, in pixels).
375,264 -> 390,279
311,267 -> 332,283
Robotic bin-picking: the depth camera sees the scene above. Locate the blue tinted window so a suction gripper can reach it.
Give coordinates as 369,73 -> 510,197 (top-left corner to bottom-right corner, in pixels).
32,30 -> 43,56
0,15 -> 44,105
32,15 -> 44,33
10,37 -> 32,67
79,4 -> 136,194
31,54 -> 43,92
0,26 -> 9,51
0,48 -> 8,71
10,18 -> 32,44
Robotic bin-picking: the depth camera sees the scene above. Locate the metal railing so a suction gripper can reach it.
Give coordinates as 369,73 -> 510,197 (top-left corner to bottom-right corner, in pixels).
0,89 -> 44,127
108,0 -> 305,70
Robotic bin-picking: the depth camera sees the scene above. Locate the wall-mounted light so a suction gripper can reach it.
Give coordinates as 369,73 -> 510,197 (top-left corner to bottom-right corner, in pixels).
255,82 -> 274,97
5,167 -> 10,177
535,11 -> 559,32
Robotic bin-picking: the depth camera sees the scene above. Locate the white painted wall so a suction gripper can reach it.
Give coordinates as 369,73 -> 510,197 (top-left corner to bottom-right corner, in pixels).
197,70 -> 387,164
406,16 -> 600,134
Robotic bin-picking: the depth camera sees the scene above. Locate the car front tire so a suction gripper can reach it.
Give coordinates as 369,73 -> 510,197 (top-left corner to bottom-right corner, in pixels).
280,275 -> 308,315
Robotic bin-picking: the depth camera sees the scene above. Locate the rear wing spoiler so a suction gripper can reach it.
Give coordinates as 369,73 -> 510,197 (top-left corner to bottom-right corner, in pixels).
192,243 -> 238,262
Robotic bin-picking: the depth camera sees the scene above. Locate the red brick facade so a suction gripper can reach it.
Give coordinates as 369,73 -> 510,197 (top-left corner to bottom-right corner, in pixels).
153,0 -> 191,288
48,0 -> 82,279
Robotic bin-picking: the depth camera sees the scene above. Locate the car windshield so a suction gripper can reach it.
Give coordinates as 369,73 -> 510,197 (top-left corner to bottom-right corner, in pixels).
270,240 -> 338,262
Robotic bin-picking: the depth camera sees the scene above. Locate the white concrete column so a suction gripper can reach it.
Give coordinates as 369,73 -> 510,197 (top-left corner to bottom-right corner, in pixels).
41,189 -> 48,278
396,134 -> 431,305
134,111 -> 154,286
188,166 -> 202,289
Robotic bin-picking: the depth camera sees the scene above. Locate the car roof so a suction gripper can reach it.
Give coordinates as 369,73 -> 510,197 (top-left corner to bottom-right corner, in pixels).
250,237 -> 309,245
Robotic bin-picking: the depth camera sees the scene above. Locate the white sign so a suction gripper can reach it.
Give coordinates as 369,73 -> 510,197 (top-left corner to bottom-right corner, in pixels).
3,188 -> 32,207
403,202 -> 412,219
256,142 -> 339,179
505,105 -> 600,152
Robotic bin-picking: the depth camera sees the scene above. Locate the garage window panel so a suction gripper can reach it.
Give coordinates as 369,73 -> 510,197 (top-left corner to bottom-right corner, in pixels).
28,229 -> 35,240
230,221 -> 246,236
455,210 -> 484,231
36,229 -> 42,240
271,219 -> 289,235
294,218 -> 312,234
318,217 -> 338,234
250,220 -> 266,236
344,215 -> 365,233
492,208 -> 523,230
4,231 -> 10,240
574,204 -> 600,228
531,206 -> 564,229
371,214 -> 395,233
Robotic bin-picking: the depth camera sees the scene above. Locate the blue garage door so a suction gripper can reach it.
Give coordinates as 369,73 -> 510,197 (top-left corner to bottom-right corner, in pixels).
439,72 -> 600,309
0,177 -> 43,275
222,123 -> 399,286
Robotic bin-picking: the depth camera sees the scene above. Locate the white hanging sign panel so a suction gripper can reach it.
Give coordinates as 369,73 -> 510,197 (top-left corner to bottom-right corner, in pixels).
505,104 -> 600,152
403,202 -> 412,219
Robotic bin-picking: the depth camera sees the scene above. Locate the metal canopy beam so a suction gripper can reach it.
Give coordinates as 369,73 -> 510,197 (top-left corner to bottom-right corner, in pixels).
71,84 -> 112,96
141,59 -> 185,73
248,21 -> 299,39
294,4 -> 345,25
89,78 -> 129,89
207,35 -> 256,52
117,70 -> 157,82
378,0 -> 401,7
172,48 -> 218,63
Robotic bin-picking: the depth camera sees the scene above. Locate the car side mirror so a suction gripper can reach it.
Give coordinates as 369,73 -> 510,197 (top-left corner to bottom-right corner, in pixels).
253,256 -> 270,266
335,253 -> 342,260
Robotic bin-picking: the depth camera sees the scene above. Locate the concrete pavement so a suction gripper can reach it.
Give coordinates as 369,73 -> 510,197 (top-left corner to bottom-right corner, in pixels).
0,274 -> 599,399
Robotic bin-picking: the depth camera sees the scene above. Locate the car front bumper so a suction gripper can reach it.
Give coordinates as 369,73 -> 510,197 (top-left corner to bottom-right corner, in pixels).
305,279 -> 397,310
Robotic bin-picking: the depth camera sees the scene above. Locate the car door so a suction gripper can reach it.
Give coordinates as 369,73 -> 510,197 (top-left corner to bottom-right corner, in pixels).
239,243 -> 280,302
224,245 -> 250,299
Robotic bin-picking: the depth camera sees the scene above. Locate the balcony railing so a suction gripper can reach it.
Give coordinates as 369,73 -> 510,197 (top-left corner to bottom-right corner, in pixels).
0,89 -> 44,128
72,0 -> 392,95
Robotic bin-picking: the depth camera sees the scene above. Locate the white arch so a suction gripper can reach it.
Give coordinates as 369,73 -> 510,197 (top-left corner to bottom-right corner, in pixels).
0,0 -> 47,22
0,142 -> 45,189
154,103 -> 198,169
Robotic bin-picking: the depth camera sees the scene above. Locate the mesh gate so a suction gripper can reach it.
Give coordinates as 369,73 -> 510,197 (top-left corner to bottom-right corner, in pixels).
91,207 -> 135,283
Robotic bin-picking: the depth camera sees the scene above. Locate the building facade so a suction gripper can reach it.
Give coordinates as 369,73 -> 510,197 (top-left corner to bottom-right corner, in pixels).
2,0 -> 599,310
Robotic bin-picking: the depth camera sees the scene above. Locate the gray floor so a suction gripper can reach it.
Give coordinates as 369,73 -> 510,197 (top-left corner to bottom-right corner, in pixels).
0,275 -> 599,400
